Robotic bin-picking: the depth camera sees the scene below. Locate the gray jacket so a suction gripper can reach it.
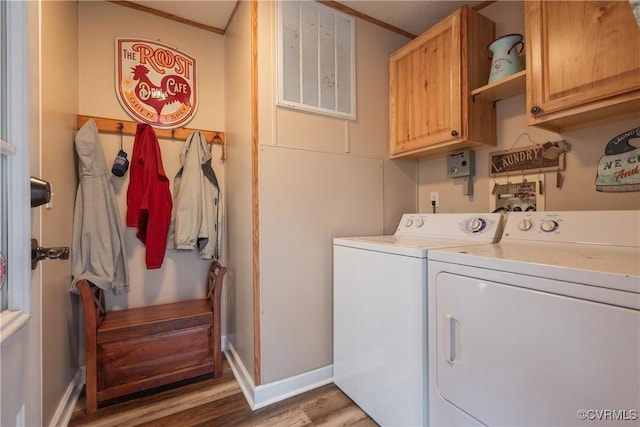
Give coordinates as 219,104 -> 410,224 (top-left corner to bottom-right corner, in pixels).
71,119 -> 129,295
168,130 -> 222,260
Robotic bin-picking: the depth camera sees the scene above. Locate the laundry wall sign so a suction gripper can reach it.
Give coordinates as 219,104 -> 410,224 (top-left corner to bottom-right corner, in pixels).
595,127 -> 640,192
489,141 -> 568,176
115,38 -> 197,129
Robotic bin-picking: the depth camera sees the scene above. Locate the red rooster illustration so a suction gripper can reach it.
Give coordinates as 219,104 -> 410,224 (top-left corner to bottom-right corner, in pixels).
131,65 -> 192,122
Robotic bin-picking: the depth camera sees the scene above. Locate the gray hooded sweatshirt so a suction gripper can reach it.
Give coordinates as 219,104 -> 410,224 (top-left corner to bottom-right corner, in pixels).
71,119 -> 129,295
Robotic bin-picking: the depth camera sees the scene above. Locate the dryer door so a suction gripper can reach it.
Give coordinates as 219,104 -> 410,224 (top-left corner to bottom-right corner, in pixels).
435,272 -> 640,427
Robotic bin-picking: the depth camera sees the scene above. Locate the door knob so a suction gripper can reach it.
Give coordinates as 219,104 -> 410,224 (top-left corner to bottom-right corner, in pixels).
30,177 -> 51,207
31,238 -> 69,270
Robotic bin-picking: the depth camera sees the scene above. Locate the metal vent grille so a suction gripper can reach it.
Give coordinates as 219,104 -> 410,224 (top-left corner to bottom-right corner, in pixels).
278,0 -> 355,119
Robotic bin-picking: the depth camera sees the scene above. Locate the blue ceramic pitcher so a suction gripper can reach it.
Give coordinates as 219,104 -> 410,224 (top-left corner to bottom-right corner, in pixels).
488,34 -> 524,84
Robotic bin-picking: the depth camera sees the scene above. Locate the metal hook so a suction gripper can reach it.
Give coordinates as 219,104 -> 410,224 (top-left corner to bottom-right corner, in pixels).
509,132 -> 542,150
212,132 -> 225,161
117,122 -> 124,151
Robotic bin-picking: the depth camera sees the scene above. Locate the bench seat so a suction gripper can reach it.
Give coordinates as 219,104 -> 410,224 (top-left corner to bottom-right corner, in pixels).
77,261 -> 226,413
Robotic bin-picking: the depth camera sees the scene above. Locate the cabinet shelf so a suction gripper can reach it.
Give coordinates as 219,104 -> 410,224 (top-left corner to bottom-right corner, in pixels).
471,70 -> 526,102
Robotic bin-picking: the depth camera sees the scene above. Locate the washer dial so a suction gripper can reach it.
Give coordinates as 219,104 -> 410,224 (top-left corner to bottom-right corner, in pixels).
518,219 -> 533,231
467,217 -> 487,233
540,220 -> 559,232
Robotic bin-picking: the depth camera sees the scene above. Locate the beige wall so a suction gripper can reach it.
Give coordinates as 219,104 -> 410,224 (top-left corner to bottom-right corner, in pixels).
77,1 -> 227,310
224,1 -> 255,383
256,1 -> 415,383
417,1 -> 640,213
40,1 -> 78,424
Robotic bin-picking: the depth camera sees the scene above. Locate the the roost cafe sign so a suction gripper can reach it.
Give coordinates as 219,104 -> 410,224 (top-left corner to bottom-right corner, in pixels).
115,38 -> 197,129
490,141 -> 568,177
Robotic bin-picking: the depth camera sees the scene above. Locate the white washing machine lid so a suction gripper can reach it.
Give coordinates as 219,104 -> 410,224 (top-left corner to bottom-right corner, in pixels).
429,241 -> 640,294
333,235 -> 489,258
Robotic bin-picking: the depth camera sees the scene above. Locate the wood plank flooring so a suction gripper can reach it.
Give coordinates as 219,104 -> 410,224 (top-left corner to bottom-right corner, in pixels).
69,360 -> 378,427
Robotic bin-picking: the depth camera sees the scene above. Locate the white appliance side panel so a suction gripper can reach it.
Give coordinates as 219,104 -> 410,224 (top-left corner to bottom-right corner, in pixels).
334,245 -> 427,427
434,272 -> 640,427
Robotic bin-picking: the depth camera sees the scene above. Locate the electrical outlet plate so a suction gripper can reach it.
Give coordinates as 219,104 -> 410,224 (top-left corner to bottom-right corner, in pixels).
430,192 -> 439,207
447,150 -> 475,178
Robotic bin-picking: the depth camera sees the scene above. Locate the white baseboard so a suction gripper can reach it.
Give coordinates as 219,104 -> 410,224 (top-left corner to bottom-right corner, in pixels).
225,341 -> 333,410
253,364 -> 334,410
48,369 -> 83,427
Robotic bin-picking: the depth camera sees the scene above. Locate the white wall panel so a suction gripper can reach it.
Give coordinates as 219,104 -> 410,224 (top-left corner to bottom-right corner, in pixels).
259,145 -> 383,383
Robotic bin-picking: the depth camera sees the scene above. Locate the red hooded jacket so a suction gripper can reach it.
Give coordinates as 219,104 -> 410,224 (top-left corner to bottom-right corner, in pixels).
126,124 -> 172,269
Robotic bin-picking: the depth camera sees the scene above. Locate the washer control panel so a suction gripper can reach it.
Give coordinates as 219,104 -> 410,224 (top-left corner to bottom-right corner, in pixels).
399,215 -> 428,232
507,213 -> 565,240
516,218 -> 559,233
503,210 -> 640,246
395,213 -> 503,242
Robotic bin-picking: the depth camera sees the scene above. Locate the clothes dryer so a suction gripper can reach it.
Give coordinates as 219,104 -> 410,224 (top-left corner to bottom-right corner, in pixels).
427,210 -> 640,427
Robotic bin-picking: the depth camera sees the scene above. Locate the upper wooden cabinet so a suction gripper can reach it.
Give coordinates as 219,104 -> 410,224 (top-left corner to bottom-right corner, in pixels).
389,6 -> 496,159
525,1 -> 640,131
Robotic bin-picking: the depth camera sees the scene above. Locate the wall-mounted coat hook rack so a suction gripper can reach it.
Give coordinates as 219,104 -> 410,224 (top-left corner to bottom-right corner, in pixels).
77,115 -> 226,160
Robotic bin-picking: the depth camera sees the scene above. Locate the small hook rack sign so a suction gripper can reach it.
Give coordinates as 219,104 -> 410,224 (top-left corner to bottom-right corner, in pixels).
489,141 -> 568,176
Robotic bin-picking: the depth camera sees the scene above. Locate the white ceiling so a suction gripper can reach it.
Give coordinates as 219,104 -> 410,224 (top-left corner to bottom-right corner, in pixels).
130,1 -> 483,37
131,1 -> 237,31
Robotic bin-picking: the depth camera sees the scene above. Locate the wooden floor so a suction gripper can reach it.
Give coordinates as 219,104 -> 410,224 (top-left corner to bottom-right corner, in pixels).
69,360 -> 378,427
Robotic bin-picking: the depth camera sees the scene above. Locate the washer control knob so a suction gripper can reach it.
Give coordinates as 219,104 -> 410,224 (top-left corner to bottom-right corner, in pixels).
468,217 -> 486,233
518,219 -> 533,231
405,218 -> 413,227
415,218 -> 424,228
540,220 -> 559,232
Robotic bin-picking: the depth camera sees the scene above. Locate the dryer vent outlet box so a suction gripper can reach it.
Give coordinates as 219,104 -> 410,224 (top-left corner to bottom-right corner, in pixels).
447,151 -> 475,178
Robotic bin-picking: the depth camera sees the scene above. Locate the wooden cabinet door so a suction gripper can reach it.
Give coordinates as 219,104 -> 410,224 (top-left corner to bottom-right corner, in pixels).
389,10 -> 461,157
526,1 -> 640,128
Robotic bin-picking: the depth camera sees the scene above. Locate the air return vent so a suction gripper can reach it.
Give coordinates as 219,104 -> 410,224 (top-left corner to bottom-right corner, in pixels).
278,0 -> 355,120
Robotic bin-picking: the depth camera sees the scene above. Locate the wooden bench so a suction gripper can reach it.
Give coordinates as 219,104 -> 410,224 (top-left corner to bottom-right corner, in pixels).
76,261 -> 227,413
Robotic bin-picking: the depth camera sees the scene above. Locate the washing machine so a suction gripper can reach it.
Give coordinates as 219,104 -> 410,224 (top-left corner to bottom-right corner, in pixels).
427,210 -> 640,427
333,213 -> 504,427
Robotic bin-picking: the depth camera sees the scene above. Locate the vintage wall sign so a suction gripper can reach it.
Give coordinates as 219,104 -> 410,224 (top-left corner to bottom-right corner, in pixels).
115,38 -> 197,129
595,127 -> 640,192
489,141 -> 567,176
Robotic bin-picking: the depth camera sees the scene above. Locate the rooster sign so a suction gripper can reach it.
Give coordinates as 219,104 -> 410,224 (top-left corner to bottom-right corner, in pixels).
116,38 -> 197,129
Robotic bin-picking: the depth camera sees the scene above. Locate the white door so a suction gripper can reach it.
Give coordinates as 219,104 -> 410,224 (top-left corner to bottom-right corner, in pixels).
0,1 -> 43,426
435,272 -> 640,427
